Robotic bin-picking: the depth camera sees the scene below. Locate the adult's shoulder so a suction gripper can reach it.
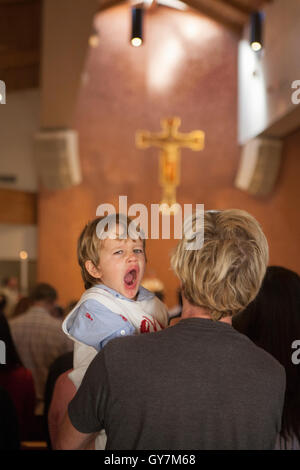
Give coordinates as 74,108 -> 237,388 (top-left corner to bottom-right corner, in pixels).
101,328 -> 165,363
237,330 -> 286,385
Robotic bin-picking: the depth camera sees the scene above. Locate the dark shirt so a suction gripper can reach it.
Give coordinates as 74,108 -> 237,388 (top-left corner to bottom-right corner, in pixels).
68,318 -> 286,450
0,386 -> 20,450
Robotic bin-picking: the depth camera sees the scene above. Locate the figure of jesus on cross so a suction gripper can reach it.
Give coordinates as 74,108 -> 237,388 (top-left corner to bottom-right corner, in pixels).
136,117 -> 205,210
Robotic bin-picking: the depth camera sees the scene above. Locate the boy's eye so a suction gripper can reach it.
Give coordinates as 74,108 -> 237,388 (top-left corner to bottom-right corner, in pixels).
134,249 -> 143,254
114,250 -> 123,255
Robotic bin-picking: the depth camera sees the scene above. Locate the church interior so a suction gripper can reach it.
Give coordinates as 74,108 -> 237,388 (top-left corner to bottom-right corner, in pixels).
0,0 -> 300,450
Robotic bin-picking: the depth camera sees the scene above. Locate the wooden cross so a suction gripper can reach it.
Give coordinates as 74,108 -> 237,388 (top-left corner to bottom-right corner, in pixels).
136,117 -> 205,208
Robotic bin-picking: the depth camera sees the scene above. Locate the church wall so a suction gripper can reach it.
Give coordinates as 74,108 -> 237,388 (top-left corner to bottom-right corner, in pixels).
37,4 -> 300,309
0,89 -> 39,191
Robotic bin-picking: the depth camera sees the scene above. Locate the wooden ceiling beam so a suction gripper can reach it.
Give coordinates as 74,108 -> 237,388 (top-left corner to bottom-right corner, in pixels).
98,0 -> 121,12
234,0 -> 272,11
192,0 -> 248,24
0,189 -> 37,225
216,0 -> 253,15
0,49 -> 39,69
0,0 -> 37,4
184,0 -> 244,33
0,64 -> 39,91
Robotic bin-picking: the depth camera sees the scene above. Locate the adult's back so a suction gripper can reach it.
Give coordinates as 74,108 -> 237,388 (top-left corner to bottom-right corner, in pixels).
70,317 -> 285,450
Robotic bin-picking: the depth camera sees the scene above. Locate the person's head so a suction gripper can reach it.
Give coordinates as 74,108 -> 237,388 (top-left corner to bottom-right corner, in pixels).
12,297 -> 32,318
50,305 -> 65,319
29,283 -> 57,312
77,214 -> 146,300
233,266 -> 300,441
171,209 -> 269,321
0,312 -> 23,369
2,276 -> 18,290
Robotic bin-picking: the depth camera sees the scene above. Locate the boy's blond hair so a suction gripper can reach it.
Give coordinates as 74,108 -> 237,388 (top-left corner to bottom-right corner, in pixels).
171,209 -> 269,321
78,214 -> 146,289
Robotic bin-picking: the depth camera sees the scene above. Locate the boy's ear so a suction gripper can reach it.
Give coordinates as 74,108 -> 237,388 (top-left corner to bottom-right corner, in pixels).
85,260 -> 102,279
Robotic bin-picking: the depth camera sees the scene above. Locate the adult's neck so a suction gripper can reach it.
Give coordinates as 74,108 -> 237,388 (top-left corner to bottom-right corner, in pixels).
33,300 -> 52,314
181,300 -> 232,326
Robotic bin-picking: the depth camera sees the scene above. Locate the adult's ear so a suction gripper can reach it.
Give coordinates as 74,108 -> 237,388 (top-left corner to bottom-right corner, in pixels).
84,260 -> 102,279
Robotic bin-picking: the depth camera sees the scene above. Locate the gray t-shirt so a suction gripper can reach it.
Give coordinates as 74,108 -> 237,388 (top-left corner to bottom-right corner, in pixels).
68,318 -> 286,450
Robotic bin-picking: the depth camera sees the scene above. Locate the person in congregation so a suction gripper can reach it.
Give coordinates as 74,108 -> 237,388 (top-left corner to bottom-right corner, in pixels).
9,283 -> 73,426
233,266 -> 300,450
12,296 -> 32,318
0,311 -> 36,440
0,276 -> 19,319
56,209 -> 285,450
0,386 -> 20,450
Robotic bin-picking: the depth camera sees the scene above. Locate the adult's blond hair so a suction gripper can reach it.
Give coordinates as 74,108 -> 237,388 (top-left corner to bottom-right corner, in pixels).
78,214 -> 146,289
171,209 -> 269,320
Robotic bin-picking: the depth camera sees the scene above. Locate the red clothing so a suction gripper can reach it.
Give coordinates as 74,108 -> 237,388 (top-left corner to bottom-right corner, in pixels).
0,366 -> 36,440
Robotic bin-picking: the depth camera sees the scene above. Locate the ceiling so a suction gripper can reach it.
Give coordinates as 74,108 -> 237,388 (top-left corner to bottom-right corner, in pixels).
0,0 -> 41,92
0,0 -> 271,92
99,0 -> 272,32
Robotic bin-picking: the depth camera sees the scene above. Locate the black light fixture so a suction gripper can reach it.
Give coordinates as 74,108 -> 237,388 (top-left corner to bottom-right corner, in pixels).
131,6 -> 143,47
250,11 -> 263,52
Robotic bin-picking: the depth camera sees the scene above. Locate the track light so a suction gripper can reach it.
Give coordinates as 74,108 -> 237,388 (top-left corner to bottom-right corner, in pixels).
250,11 -> 263,52
131,6 -> 143,47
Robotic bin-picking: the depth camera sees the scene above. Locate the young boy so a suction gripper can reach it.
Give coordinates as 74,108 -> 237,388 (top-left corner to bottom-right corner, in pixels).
62,214 -> 168,448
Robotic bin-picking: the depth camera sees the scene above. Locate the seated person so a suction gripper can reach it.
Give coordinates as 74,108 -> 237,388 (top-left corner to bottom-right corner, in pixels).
233,266 -> 300,450
0,386 -> 20,450
9,283 -> 73,419
0,312 -> 35,441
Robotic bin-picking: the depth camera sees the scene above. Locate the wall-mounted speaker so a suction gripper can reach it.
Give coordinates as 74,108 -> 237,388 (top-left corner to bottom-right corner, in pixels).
235,137 -> 282,197
34,129 -> 82,190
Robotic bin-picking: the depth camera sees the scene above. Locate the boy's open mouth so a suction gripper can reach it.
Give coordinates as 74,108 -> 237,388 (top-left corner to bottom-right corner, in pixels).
124,268 -> 138,288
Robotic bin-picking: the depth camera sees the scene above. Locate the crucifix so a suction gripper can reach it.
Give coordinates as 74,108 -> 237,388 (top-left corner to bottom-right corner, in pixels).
136,117 -> 205,208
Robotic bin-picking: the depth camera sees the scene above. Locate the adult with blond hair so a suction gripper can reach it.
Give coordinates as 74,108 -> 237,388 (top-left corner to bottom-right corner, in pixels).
57,209 -> 285,450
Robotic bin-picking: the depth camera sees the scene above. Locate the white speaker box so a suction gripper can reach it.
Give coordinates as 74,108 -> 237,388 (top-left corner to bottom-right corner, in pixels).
235,137 -> 283,197
34,129 -> 82,190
